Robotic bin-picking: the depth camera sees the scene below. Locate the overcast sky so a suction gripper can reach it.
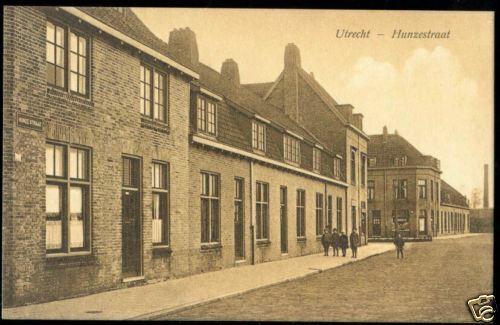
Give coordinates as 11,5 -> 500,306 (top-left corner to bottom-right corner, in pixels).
133,8 -> 494,206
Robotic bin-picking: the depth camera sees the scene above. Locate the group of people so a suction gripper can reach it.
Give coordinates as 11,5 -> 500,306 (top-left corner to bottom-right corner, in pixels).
321,227 -> 360,258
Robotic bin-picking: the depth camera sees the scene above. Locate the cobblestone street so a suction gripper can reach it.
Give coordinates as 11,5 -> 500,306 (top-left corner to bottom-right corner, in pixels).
162,234 -> 493,322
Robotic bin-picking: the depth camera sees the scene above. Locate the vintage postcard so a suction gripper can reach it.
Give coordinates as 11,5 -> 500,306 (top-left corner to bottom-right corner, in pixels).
2,5 -> 494,322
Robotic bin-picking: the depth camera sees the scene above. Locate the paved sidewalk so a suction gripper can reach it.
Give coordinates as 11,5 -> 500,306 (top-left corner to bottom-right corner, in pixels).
433,233 -> 481,240
3,243 -> 393,320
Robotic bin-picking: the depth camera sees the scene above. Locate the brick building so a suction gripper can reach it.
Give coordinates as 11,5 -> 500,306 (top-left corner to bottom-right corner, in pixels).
367,127 -> 469,239
3,6 -> 367,306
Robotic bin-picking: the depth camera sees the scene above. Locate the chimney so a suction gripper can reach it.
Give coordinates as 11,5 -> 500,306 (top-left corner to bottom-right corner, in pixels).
383,125 -> 388,142
352,113 -> 363,131
484,164 -> 489,208
336,104 -> 353,123
284,43 -> 301,68
394,129 -> 398,135
283,43 -> 301,122
221,59 -> 240,86
168,27 -> 199,67
310,72 -> 314,79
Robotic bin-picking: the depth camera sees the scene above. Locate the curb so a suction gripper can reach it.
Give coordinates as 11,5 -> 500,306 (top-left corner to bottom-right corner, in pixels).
132,247 -> 395,320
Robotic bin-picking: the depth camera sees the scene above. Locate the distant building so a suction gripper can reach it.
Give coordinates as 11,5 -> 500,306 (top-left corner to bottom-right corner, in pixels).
367,127 -> 469,239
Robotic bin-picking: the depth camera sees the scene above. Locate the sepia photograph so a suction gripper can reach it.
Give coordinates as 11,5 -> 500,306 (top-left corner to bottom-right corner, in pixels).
2,4 -> 494,322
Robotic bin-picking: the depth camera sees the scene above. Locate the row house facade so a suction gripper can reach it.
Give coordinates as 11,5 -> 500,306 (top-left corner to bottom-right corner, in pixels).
2,6 -> 367,307
367,127 -> 469,239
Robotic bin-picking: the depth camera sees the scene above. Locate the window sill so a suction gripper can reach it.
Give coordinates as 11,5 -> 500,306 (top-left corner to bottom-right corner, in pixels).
316,235 -> 323,240
140,117 -> 170,134
46,87 -> 94,108
256,239 -> 271,247
284,159 -> 301,168
297,237 -> 307,243
152,245 -> 172,256
46,252 -> 97,268
200,243 -> 222,252
195,131 -> 217,141
252,149 -> 266,156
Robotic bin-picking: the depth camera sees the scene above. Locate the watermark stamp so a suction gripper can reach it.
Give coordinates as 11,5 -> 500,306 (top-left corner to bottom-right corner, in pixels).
468,294 -> 496,323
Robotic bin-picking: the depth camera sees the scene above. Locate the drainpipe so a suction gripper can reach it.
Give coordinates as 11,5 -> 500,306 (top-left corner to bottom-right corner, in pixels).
250,160 -> 255,265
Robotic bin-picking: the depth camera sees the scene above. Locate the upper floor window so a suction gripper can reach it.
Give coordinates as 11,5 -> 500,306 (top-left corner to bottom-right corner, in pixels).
197,96 -> 217,136
313,148 -> 321,173
361,154 -> 367,186
140,65 -> 168,123
368,157 -> 377,167
284,134 -> 300,164
367,180 -> 375,201
252,121 -> 266,152
46,21 -> 89,96
350,147 -> 357,185
394,156 -> 407,166
333,157 -> 341,178
393,179 -> 407,199
430,180 -> 434,201
418,179 -> 427,199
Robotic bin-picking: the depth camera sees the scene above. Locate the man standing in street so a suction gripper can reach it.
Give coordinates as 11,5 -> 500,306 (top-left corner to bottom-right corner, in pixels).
394,232 -> 405,259
339,231 -> 348,257
350,228 -> 359,258
321,226 -> 332,256
331,228 -> 340,256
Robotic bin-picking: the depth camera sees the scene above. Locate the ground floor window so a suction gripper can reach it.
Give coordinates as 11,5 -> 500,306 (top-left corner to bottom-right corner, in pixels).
256,181 -> 269,240
419,209 -> 427,234
296,189 -> 306,238
201,172 -> 220,244
152,162 -> 169,245
46,142 -> 91,254
336,197 -> 343,232
315,193 -> 324,236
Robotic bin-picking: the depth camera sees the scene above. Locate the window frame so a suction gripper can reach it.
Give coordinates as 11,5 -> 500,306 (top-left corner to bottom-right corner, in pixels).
284,134 -> 301,164
151,161 -> 170,246
336,197 -> 343,232
315,192 -> 324,236
367,180 -> 375,201
140,63 -> 169,124
296,189 -> 306,238
46,141 -> 92,255
418,179 -> 427,199
255,181 -> 270,241
350,147 -> 357,185
313,148 -> 321,173
200,171 -> 220,244
252,120 -> 267,152
196,95 -> 217,136
393,179 -> 408,200
360,153 -> 367,187
46,19 -> 91,98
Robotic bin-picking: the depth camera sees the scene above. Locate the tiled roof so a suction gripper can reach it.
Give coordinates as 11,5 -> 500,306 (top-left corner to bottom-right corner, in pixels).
77,7 -> 195,70
242,82 -> 274,98
368,133 -> 440,169
440,180 -> 469,208
198,63 -> 326,148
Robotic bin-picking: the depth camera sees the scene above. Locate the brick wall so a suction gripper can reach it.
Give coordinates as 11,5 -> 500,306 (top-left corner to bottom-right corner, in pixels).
3,6 -> 192,306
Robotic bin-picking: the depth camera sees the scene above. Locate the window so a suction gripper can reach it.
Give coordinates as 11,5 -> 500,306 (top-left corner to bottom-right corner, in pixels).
367,180 -> 375,201
196,96 -> 217,135
419,209 -> 427,233
350,147 -> 357,184
152,162 -> 169,245
351,206 -> 357,230
327,195 -> 333,230
315,193 -> 324,236
368,157 -> 377,167
436,182 -> 439,203
280,186 -> 288,253
296,189 -> 306,238
361,154 -> 366,186
46,21 -> 89,95
284,134 -> 301,164
234,178 -> 245,258
393,179 -> 407,199
394,156 -> 407,166
418,179 -> 427,199
430,180 -> 434,201
313,148 -> 321,172
336,197 -> 343,232
201,172 -> 220,244
46,143 -> 90,253
333,157 -> 341,178
252,121 -> 266,152
255,182 -> 269,240
140,65 -> 167,123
